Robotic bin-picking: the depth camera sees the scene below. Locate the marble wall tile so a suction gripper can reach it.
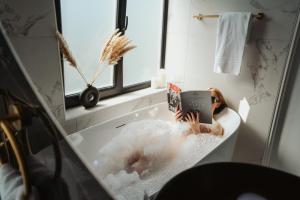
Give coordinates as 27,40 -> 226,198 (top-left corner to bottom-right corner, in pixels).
6,36 -> 65,121
0,0 -> 57,37
0,0 -> 65,123
245,39 -> 290,105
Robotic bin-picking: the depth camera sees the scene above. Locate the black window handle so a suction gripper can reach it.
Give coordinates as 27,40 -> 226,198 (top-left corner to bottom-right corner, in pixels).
123,16 -> 128,31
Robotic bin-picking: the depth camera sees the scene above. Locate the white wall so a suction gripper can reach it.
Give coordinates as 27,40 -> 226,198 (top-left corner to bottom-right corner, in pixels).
165,0 -> 300,164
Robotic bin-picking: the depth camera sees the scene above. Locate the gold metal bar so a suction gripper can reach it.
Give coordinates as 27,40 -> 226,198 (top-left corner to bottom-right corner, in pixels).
0,114 -> 20,121
0,121 -> 31,199
193,14 -> 219,20
193,12 -> 264,20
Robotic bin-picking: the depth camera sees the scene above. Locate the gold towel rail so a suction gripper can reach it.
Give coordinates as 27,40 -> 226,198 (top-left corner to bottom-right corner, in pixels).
193,12 -> 264,20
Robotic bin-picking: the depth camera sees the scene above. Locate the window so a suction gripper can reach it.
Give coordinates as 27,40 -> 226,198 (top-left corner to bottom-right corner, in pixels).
56,0 -> 168,108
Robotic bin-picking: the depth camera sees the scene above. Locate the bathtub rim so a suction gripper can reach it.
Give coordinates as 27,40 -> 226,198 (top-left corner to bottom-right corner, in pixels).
72,101 -> 241,137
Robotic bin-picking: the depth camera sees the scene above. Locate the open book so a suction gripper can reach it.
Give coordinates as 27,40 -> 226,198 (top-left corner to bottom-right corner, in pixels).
167,83 -> 212,124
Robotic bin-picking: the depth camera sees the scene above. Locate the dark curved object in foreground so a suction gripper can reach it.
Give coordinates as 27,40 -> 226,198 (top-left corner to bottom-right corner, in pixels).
155,162 -> 300,200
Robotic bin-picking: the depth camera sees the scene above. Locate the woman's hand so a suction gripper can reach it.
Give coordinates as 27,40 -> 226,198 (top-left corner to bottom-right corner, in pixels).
185,112 -> 201,134
175,106 -> 183,122
185,112 -> 211,134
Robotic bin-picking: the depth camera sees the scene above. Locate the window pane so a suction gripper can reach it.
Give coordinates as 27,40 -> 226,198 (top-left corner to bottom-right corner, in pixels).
61,0 -> 117,95
123,0 -> 164,86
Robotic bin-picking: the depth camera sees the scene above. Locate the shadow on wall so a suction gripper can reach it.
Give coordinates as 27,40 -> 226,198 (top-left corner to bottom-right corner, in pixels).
233,123 -> 266,164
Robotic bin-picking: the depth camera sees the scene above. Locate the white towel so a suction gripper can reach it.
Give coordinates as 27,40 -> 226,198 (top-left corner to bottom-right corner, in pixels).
214,12 -> 251,75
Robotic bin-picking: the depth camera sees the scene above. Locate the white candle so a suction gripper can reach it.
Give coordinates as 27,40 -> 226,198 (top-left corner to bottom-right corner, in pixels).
158,69 -> 166,88
151,77 -> 161,89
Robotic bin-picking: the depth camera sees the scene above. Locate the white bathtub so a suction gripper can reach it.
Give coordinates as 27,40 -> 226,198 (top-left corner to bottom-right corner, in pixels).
67,102 -> 241,198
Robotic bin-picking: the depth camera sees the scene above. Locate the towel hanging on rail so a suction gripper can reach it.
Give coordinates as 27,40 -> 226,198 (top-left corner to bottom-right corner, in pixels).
214,12 -> 251,75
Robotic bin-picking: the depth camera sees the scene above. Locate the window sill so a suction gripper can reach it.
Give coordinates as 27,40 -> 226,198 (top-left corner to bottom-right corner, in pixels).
65,87 -> 167,121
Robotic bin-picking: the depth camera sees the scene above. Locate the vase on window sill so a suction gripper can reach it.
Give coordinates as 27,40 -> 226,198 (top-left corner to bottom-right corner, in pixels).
80,84 -> 100,109
56,30 -> 136,109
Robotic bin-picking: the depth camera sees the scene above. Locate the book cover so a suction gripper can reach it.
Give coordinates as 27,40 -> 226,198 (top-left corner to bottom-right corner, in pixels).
167,83 -> 182,112
180,91 -> 212,124
167,83 -> 212,124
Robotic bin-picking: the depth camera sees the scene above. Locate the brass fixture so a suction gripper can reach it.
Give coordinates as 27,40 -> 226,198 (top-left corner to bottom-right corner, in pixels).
0,97 -> 30,199
193,12 -> 264,20
7,104 -> 22,131
0,120 -> 31,199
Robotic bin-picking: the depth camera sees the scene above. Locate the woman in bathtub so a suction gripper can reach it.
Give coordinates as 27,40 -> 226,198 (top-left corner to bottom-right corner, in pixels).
123,88 -> 227,174
174,88 -> 227,136
97,88 -> 228,181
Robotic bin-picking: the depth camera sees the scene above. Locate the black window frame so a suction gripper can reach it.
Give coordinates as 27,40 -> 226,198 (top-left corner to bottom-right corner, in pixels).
55,0 -> 169,109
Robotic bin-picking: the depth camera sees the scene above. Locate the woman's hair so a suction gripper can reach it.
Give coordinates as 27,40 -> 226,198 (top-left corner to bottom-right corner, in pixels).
208,88 -> 227,115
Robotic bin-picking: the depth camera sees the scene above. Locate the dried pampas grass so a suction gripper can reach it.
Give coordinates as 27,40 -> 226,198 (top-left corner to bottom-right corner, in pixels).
100,29 -> 122,62
55,31 -> 89,84
56,29 -> 136,86
91,29 -> 136,85
102,29 -> 136,65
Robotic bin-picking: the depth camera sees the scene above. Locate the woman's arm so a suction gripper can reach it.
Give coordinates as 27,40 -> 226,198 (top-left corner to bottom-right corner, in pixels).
210,121 -> 224,136
174,109 -> 223,136
174,108 -> 201,135
185,112 -> 224,136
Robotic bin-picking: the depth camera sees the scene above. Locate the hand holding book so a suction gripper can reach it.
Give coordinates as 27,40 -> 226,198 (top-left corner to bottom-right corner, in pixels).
168,83 -> 212,124
175,107 -> 212,134
175,106 -> 183,122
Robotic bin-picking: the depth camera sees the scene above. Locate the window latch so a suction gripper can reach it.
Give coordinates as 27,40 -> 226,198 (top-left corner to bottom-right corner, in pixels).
123,16 -> 128,31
